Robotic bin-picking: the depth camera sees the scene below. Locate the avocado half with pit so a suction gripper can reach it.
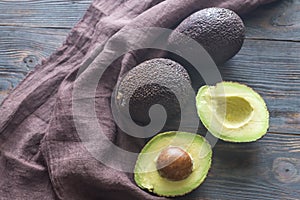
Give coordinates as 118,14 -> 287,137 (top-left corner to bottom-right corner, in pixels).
196,82 -> 269,142
134,131 -> 212,197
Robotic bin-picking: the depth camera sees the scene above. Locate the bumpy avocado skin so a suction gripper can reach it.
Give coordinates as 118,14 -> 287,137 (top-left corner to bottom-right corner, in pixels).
169,7 -> 245,65
115,58 -> 191,124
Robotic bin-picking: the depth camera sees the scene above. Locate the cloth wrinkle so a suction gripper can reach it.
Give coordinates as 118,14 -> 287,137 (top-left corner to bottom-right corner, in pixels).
0,0 -> 278,199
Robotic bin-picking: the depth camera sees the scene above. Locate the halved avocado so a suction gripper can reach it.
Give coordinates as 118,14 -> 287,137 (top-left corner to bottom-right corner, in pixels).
196,82 -> 269,142
134,131 -> 212,197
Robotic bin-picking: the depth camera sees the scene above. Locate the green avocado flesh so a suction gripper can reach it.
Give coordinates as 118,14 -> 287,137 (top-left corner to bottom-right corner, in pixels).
134,131 -> 212,197
196,82 -> 269,142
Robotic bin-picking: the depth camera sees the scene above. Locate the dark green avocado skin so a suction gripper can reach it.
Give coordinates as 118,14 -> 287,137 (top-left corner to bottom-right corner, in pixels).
115,58 -> 191,125
169,7 -> 245,65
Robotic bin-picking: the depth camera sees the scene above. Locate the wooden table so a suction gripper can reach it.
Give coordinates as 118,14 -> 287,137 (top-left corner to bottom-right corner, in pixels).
0,0 -> 299,199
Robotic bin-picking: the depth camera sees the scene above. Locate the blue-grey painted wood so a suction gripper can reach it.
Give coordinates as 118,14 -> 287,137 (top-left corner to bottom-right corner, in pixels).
221,39 -> 300,135
0,0 -> 91,102
244,0 -> 300,41
0,0 -> 91,28
0,1 -> 300,199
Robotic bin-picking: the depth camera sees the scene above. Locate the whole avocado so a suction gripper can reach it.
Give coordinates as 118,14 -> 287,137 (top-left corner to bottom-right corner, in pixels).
114,58 -> 192,125
169,7 -> 245,65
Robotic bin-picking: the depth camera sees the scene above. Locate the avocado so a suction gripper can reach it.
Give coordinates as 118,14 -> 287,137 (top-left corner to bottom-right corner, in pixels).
134,131 -> 212,197
114,58 -> 191,125
196,82 -> 269,142
168,7 -> 245,65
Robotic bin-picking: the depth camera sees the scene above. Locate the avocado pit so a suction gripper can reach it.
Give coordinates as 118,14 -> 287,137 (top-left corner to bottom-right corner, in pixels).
156,146 -> 193,181
134,131 -> 212,197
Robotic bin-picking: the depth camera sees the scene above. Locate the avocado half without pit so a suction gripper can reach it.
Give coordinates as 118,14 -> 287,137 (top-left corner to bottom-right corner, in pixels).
196,82 -> 269,142
134,131 -> 212,197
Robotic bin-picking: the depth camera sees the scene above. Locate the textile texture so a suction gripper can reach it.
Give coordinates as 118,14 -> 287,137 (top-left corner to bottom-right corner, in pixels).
0,0 -> 276,199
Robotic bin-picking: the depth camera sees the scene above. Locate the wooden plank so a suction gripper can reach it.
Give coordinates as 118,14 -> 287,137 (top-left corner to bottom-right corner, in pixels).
1,36 -> 300,135
173,39 -> 300,136
183,133 -> 300,200
0,0 -> 300,134
220,39 -> 300,135
0,26 -> 73,102
244,0 -> 300,41
0,0 -> 92,28
0,2 -> 299,200
0,0 -> 91,103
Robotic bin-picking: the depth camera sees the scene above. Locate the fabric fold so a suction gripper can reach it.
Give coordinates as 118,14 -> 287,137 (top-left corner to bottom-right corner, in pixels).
0,0 -> 277,199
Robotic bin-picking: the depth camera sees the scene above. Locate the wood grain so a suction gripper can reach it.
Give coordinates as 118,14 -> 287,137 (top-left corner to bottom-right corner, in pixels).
0,26 -> 73,101
182,133 -> 300,200
244,0 -> 300,41
168,39 -> 300,136
0,0 -> 91,102
0,0 -> 300,136
220,39 -> 300,135
0,0 -> 91,28
0,1 -> 299,200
